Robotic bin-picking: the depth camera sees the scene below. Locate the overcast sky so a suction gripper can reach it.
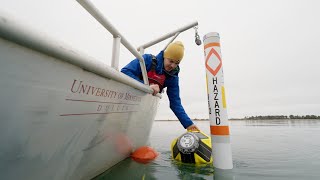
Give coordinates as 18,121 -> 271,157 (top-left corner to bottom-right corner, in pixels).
1,0 -> 320,119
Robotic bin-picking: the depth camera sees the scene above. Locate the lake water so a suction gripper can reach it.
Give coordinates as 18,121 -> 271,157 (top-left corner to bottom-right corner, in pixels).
94,119 -> 320,180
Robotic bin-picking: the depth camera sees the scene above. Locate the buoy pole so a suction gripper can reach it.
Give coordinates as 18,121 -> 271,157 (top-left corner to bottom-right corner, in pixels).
203,32 -> 233,169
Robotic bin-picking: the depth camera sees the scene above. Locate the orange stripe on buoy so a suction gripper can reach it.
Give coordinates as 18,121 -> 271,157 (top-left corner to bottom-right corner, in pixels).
210,126 -> 230,135
204,42 -> 220,49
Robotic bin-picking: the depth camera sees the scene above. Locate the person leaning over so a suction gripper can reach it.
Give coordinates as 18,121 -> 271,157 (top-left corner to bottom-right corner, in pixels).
121,41 -> 199,131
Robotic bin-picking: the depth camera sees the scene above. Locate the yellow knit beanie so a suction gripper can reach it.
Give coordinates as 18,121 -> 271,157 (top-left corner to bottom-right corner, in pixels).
164,41 -> 184,63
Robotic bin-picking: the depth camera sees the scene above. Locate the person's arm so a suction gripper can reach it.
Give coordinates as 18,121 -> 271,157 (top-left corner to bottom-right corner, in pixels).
121,54 -> 151,83
166,77 -> 199,130
121,55 -> 160,95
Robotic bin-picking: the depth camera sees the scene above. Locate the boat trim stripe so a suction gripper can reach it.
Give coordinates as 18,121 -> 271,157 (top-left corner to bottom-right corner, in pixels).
65,98 -> 139,105
60,111 -> 137,116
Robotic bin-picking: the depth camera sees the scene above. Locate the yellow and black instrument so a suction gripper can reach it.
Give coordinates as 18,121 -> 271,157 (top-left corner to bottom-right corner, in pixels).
171,131 -> 213,164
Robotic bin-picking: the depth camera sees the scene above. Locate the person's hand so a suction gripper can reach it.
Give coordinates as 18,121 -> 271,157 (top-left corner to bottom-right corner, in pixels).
186,124 -> 200,132
150,84 -> 160,95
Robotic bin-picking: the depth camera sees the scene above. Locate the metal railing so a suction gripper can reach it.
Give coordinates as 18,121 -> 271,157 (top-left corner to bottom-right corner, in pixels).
137,21 -> 198,53
76,0 -> 198,85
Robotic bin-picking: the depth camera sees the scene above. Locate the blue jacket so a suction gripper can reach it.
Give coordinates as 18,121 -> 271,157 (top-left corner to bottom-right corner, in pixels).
121,51 -> 194,129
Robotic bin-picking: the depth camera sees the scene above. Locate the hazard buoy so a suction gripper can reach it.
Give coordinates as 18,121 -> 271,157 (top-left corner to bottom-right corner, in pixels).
130,146 -> 159,164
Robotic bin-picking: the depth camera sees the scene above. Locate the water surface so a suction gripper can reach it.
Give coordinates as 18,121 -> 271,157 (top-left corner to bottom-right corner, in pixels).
95,119 -> 320,180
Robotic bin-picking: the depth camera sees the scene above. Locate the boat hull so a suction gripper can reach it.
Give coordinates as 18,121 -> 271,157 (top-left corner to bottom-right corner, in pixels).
0,35 -> 159,179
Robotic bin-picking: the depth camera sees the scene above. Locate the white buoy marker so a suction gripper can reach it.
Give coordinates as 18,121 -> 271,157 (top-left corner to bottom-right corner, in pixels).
203,32 -> 233,169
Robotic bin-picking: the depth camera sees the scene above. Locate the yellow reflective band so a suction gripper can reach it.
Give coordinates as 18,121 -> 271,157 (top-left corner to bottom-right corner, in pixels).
221,86 -> 227,108
205,74 -> 208,93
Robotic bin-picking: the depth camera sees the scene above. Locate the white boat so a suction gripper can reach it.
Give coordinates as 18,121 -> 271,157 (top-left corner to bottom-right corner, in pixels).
0,0 -> 199,179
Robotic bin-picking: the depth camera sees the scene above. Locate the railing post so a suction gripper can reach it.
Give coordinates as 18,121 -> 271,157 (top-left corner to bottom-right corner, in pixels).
111,36 -> 121,70
139,47 -> 144,55
138,47 -> 148,85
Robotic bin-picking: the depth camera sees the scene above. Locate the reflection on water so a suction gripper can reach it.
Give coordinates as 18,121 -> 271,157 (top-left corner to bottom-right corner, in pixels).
93,158 -> 157,180
94,154 -> 235,180
171,160 -> 214,180
94,120 -> 320,180
94,151 -> 215,180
